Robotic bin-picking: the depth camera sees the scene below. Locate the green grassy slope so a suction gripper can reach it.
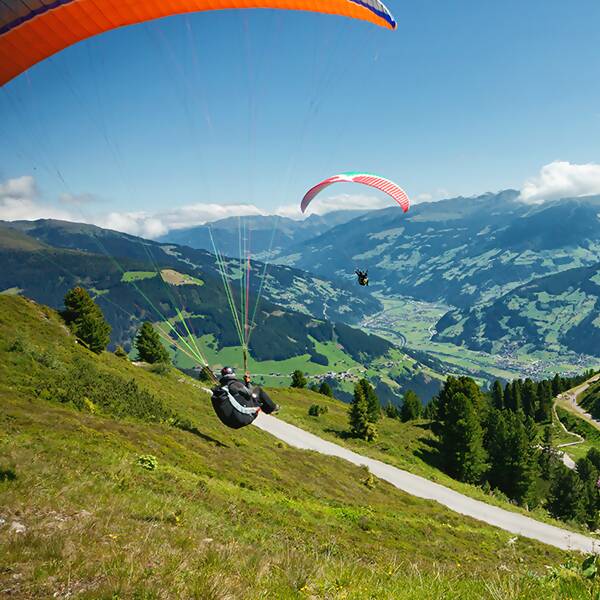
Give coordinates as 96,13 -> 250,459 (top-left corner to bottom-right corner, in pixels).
0,296 -> 596,598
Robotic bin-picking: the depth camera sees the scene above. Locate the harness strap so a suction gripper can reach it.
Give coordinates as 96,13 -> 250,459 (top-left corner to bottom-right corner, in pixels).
221,386 -> 261,415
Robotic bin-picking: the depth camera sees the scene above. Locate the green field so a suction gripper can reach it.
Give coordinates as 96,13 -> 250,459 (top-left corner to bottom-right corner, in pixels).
121,270 -> 158,283
3,295 -> 596,598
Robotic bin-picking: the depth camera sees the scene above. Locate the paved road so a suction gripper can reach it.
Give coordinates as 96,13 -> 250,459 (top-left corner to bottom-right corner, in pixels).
254,413 -> 599,554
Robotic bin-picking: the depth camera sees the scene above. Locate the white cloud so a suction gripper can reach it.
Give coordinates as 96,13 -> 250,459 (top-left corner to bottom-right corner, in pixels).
519,161 -> 600,204
59,192 -> 99,206
0,176 -> 75,222
94,203 -> 267,238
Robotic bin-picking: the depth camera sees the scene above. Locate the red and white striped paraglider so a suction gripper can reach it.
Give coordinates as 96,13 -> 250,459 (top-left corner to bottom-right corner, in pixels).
301,172 -> 410,287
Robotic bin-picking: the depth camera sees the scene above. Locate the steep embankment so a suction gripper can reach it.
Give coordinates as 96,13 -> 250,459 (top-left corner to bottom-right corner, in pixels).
0,295 -> 592,598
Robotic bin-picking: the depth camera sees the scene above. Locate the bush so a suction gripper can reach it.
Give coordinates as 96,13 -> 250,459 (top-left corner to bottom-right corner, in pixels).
150,362 -> 171,376
308,404 -> 328,417
38,357 -> 173,424
137,455 -> 158,471
114,345 -> 128,359
0,466 -> 17,482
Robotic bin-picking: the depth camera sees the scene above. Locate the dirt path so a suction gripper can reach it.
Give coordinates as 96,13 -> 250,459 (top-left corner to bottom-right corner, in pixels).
556,374 -> 600,430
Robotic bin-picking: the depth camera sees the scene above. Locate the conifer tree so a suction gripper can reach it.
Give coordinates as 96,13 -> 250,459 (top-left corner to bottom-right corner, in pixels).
576,457 -> 600,529
291,370 -> 307,388
503,382 -> 513,412
552,373 -> 562,397
587,447 -> 600,471
440,392 -> 488,484
385,402 -> 399,419
508,380 -> 522,412
63,286 -> 111,354
547,466 -> 585,523
508,414 -> 538,505
400,390 -> 422,422
536,381 -> 553,422
539,425 -> 560,479
433,376 -> 484,437
485,409 -> 511,491
485,410 -> 538,504
522,379 -> 537,418
491,380 -> 504,410
135,322 -> 170,364
357,378 -> 380,423
349,382 -> 376,440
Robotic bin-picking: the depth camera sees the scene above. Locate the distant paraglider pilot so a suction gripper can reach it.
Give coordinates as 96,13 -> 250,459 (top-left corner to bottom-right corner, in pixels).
355,269 -> 369,286
211,367 -> 279,429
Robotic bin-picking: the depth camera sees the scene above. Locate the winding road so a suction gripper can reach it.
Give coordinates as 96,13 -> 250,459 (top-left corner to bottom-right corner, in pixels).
254,413 -> 599,554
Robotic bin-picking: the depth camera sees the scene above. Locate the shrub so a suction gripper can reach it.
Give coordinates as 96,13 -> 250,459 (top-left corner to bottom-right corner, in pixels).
137,455 -> 158,471
308,404 -> 328,417
150,362 -> 171,376
114,345 -> 128,359
0,466 -> 17,482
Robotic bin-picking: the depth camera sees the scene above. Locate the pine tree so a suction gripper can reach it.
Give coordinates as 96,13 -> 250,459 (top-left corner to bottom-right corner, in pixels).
522,378 -> 537,418
503,382 -> 513,412
357,378 -> 380,423
508,414 -> 538,505
507,380 -> 522,412
349,382 -> 375,440
440,392 -> 488,484
291,370 -> 307,388
63,287 -> 111,354
433,376 -> 484,437
318,382 -> 334,398
491,380 -> 504,410
576,457 -> 600,529
385,402 -> 399,419
552,373 -> 562,397
485,409 -> 512,492
539,425 -> 560,479
587,447 -> 600,471
547,466 -> 585,523
135,322 -> 169,364
400,390 -> 422,422
423,398 -> 437,420
485,410 -> 538,504
536,381 -> 553,422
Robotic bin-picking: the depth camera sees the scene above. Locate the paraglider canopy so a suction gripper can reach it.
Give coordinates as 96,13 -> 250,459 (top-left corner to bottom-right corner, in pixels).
300,172 -> 410,214
0,0 -> 396,86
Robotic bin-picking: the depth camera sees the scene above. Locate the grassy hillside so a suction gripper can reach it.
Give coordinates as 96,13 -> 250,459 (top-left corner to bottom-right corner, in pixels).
1,295 -> 597,598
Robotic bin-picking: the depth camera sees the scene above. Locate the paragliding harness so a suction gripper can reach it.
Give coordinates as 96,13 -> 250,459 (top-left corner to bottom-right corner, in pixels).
211,381 -> 262,430
355,269 -> 369,286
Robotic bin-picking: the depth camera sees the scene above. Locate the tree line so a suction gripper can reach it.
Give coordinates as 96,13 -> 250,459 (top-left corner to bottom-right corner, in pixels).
429,373 -> 599,529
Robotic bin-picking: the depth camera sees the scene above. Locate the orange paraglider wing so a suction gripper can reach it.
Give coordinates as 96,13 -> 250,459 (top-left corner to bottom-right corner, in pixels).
0,0 -> 396,86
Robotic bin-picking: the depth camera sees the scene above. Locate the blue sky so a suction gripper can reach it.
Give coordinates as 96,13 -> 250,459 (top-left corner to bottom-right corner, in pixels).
2,1 -> 600,235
